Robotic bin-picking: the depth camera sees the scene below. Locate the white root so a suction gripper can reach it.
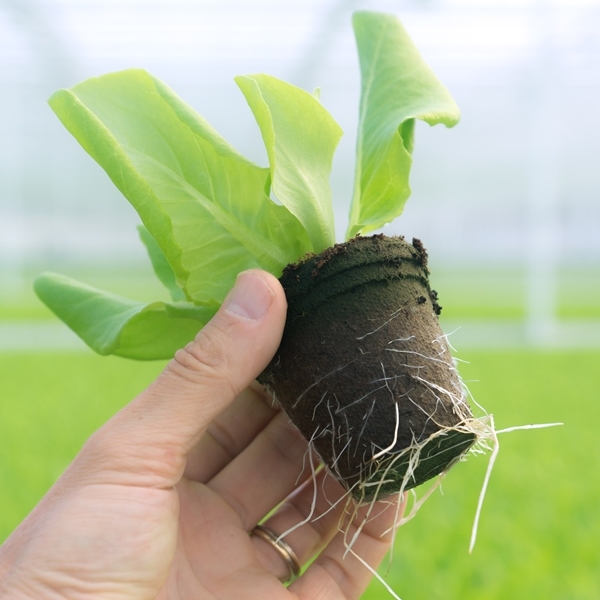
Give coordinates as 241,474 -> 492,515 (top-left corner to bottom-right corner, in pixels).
276,445 -> 322,543
468,419 -> 564,553
293,359 -> 357,408
372,402 -> 400,461
284,412 -> 551,600
469,415 -> 499,553
385,347 -> 453,367
495,422 -> 564,435
356,307 -> 404,340
346,545 -> 404,600
277,312 -> 562,599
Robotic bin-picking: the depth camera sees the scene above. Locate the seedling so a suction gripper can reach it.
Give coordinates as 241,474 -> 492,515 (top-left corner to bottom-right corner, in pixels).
36,11 -> 495,556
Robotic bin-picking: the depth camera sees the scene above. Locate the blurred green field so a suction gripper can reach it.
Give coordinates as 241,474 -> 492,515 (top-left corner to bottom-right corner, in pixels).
362,350 -> 599,599
2,267 -> 600,321
0,349 -> 597,599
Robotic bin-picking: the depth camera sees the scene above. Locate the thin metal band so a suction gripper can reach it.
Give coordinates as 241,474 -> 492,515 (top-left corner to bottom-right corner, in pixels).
250,524 -> 301,583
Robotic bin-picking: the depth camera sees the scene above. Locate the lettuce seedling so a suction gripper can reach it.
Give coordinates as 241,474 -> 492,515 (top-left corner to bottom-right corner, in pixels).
36,11 -> 488,510
35,11 -> 459,360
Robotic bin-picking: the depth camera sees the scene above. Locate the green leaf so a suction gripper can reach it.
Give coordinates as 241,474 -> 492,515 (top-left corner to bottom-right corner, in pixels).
346,11 -> 460,239
34,273 -> 216,360
137,225 -> 186,302
236,74 -> 342,252
48,69 -> 311,305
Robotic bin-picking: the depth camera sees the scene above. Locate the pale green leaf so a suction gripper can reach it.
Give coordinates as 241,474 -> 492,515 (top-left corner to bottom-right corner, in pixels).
34,272 -> 215,360
346,11 -> 461,239
137,225 -> 186,302
236,74 -> 342,252
48,69 -> 311,306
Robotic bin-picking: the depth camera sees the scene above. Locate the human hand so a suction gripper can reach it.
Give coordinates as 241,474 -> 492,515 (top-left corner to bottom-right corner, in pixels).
0,269 -> 404,600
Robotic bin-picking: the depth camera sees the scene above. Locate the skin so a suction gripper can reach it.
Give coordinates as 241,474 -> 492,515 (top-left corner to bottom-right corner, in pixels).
0,269 -> 404,600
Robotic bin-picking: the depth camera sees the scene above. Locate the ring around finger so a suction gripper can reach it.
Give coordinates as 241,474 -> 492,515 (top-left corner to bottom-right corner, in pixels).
250,467 -> 351,583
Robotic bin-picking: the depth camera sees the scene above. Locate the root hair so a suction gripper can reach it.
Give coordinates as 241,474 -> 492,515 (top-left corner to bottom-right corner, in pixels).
269,306 -> 563,598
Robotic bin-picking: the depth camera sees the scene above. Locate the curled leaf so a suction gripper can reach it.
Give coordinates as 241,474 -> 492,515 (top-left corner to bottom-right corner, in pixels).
347,11 -> 460,238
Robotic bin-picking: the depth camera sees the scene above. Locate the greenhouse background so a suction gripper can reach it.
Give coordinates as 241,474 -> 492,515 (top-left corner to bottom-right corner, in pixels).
1,0 -> 599,349
1,2 -> 599,600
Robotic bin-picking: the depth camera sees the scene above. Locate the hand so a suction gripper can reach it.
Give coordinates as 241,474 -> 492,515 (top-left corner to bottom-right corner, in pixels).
0,269 -> 404,600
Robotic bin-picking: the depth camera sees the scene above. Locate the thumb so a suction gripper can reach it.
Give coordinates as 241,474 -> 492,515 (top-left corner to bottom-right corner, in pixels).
79,269 -> 287,484
155,268 -> 287,435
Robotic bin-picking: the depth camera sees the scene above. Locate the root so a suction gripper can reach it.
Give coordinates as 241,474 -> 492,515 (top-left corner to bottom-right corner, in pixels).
337,384 -> 387,413
397,475 -> 445,529
276,444 -> 322,543
272,311 -> 562,598
372,402 -> 400,460
468,415 -> 498,553
356,307 -> 405,340
468,417 -> 563,553
275,409 -> 561,600
385,346 -> 454,367
292,359 -> 357,408
346,544 -> 403,600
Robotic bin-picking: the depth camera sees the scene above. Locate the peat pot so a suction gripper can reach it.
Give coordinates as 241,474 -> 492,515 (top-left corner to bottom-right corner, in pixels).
259,235 -> 476,502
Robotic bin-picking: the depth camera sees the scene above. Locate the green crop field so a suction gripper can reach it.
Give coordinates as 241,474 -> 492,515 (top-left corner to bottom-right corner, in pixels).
362,350 -> 599,600
1,267 -> 598,599
0,349 -> 597,599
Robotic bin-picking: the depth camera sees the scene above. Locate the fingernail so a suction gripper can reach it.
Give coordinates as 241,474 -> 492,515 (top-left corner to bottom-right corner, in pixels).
223,271 -> 275,321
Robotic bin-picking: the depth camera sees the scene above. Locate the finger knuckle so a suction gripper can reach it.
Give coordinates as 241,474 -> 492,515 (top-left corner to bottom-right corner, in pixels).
168,326 -> 232,386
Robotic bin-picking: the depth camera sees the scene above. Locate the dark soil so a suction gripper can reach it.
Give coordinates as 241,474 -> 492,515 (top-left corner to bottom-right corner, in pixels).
259,235 -> 476,502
